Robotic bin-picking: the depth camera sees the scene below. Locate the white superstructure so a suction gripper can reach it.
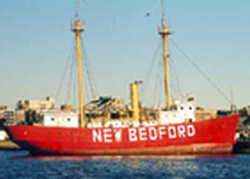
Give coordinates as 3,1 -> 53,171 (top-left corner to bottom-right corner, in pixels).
43,111 -> 79,127
159,96 -> 196,125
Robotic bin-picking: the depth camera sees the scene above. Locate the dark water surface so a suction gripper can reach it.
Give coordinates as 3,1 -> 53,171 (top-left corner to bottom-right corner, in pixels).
0,151 -> 249,179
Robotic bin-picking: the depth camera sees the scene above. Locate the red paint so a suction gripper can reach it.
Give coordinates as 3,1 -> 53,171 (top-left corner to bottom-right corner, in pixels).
5,114 -> 239,156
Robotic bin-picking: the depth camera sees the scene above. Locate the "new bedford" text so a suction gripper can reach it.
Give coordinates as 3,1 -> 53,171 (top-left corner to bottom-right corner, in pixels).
92,125 -> 196,143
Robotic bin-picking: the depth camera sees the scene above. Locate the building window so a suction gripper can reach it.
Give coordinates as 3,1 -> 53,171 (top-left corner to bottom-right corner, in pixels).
67,118 -> 71,122
51,118 -> 55,121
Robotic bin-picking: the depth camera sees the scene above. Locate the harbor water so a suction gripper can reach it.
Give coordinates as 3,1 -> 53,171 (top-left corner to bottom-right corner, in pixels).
0,151 -> 249,178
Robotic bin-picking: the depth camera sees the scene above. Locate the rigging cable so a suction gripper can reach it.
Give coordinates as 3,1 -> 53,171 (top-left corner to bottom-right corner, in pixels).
169,38 -> 232,104
81,36 -> 100,100
66,54 -> 76,104
73,67 -> 77,108
154,56 -> 164,107
169,55 -> 182,99
55,38 -> 75,102
141,40 -> 161,106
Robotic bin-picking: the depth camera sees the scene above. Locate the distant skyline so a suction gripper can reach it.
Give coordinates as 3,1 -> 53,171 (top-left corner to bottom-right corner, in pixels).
0,0 -> 250,110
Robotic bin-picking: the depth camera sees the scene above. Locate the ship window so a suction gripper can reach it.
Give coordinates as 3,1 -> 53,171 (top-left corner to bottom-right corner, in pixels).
67,118 -> 71,121
51,118 -> 55,121
180,107 -> 184,110
189,107 -> 193,110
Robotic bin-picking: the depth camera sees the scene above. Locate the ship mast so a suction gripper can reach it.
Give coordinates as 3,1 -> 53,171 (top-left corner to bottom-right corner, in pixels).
159,0 -> 171,110
71,0 -> 86,127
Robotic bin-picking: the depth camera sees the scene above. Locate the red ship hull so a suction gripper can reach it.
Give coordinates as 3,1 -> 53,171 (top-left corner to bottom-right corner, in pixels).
5,114 -> 238,156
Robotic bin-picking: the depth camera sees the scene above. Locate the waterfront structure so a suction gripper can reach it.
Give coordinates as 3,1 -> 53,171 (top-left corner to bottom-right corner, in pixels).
0,108 -> 25,125
14,110 -> 25,125
1,109 -> 15,126
16,97 -> 56,113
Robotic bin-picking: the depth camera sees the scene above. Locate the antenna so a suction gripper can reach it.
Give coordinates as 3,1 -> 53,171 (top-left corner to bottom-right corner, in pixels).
76,0 -> 80,18
161,0 -> 166,21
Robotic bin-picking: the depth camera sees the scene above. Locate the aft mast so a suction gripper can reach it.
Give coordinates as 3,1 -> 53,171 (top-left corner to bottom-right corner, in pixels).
71,0 -> 86,127
159,0 -> 171,110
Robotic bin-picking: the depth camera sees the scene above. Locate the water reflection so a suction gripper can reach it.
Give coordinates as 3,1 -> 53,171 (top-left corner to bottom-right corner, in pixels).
7,152 -> 240,178
15,153 -> 236,160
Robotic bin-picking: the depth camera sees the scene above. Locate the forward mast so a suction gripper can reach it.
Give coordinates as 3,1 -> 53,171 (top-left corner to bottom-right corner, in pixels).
71,0 -> 85,127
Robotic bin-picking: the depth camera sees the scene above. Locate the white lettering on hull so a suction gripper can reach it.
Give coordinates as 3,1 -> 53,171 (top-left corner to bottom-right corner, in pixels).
103,128 -> 112,143
139,128 -> 147,141
148,127 -> 157,140
114,129 -> 122,142
187,125 -> 195,137
92,124 -> 196,143
93,129 -> 102,142
168,126 -> 176,139
178,125 -> 186,138
129,128 -> 137,142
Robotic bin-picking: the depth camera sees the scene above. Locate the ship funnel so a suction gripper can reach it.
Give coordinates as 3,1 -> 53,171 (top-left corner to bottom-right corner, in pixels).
130,81 -> 141,122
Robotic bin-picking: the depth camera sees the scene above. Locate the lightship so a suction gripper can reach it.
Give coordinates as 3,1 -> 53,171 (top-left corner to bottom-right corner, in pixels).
5,0 -> 239,156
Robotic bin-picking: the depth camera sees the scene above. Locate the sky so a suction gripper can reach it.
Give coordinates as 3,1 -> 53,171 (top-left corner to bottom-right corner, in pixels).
0,0 -> 250,110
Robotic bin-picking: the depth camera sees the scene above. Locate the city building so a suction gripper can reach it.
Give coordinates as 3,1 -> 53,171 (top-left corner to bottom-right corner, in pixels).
15,110 -> 25,124
16,97 -> 56,113
0,109 -> 15,125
